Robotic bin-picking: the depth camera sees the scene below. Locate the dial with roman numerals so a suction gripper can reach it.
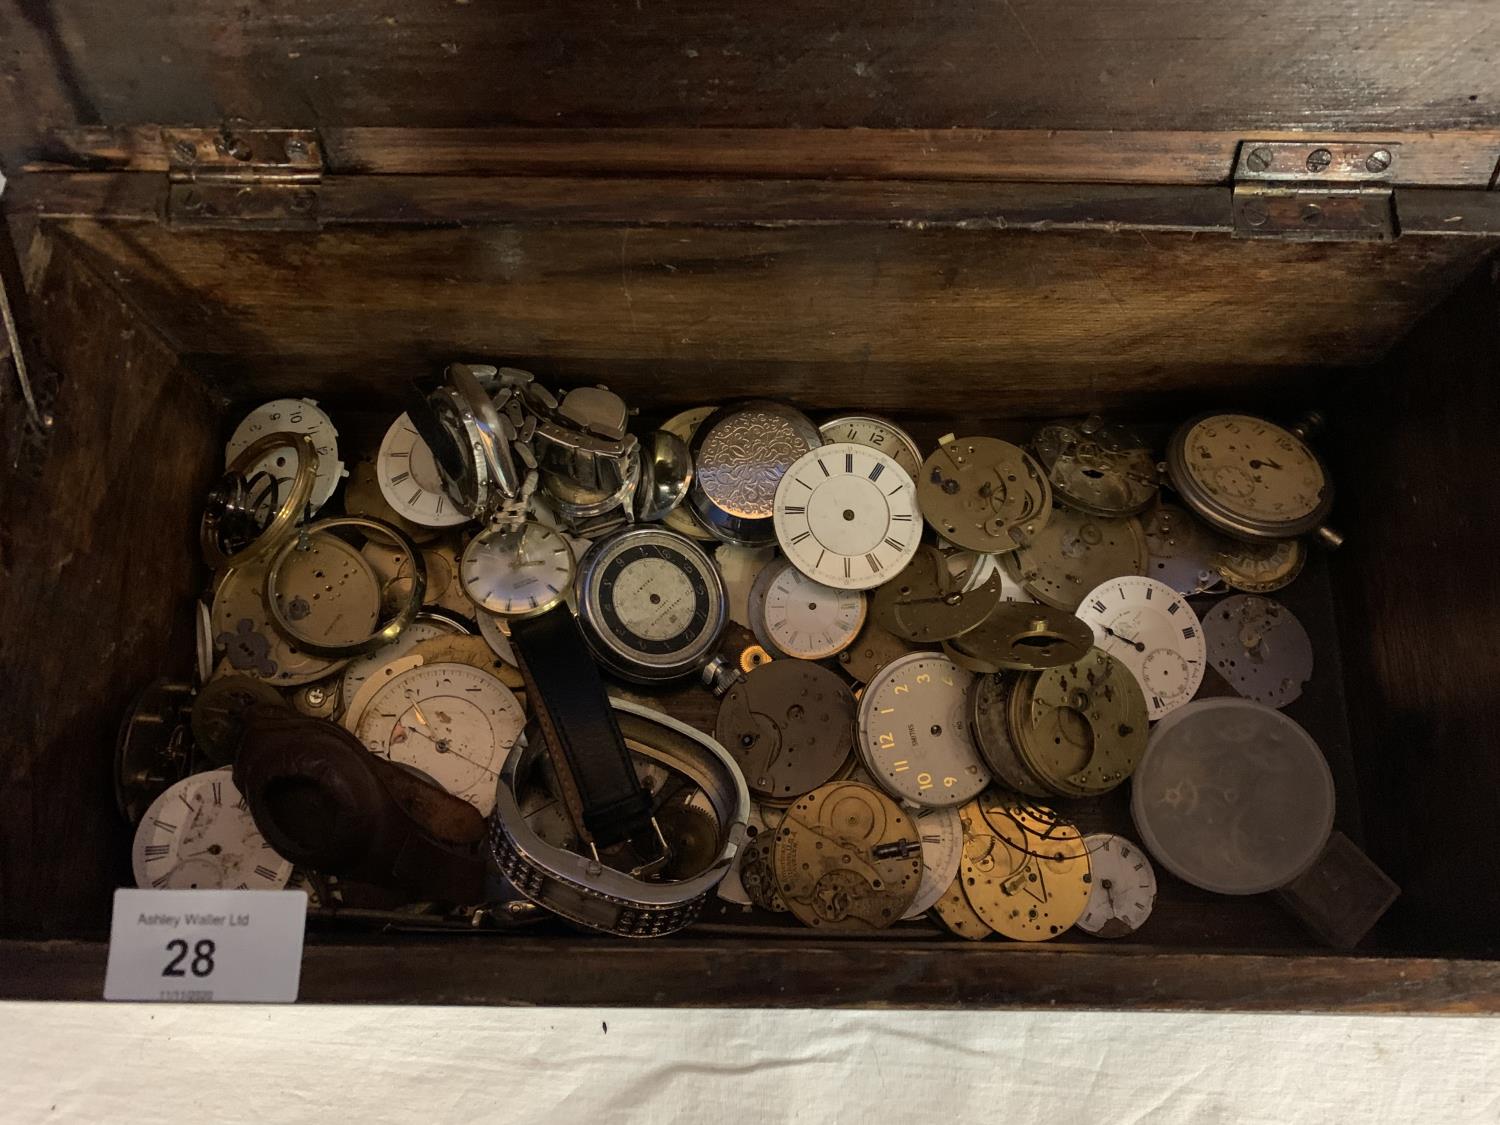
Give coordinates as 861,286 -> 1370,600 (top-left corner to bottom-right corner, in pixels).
376,412 -> 471,529
354,661 -> 523,814
772,442 -> 921,591
131,768 -> 292,891
1076,575 -> 1206,720
1075,832 -> 1158,938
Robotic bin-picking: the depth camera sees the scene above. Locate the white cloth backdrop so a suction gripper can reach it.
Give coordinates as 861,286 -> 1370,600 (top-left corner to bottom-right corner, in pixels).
1,1003 -> 1496,1123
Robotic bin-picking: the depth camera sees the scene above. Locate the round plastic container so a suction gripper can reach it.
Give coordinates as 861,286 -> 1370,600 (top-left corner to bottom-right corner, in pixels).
1130,698 -> 1334,895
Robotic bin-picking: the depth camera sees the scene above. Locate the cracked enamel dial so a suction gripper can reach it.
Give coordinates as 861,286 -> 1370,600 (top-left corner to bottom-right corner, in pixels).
225,397 -> 344,514
1076,832 -> 1158,938
749,557 -> 866,661
354,661 -> 524,814
132,769 -> 292,891
1076,576 -> 1206,720
772,442 -> 921,591
377,412 -> 471,529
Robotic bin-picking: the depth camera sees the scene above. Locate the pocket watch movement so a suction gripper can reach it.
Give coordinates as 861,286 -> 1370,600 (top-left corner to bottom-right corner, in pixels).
212,552 -> 362,686
871,545 -> 1007,643
835,615 -> 920,685
1214,536 -> 1306,593
960,795 -> 1092,941
1076,575 -> 1206,720
748,556 -> 866,661
133,768 -> 293,891
818,414 -> 923,478
191,674 -> 287,766
377,413 -> 473,529
225,397 -> 345,514
930,875 -> 992,941
577,527 -> 727,683
917,435 -> 1052,553
688,400 -> 823,545
943,600 -> 1095,673
1003,507 -> 1148,612
1165,412 -> 1338,543
1143,502 -> 1227,596
353,660 -> 524,814
773,442 -> 921,590
1032,417 -> 1159,517
715,803 -> 782,906
1075,833 -> 1158,938
1204,594 -> 1314,709
857,652 -> 989,807
967,672 -> 1051,799
772,781 -> 923,931
716,660 -> 857,802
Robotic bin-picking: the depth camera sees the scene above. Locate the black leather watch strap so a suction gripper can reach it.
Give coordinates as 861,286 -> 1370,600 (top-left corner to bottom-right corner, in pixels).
509,606 -> 654,848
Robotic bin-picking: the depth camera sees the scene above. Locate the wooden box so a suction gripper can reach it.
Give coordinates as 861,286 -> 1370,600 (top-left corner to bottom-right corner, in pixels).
2,2 -> 1498,1010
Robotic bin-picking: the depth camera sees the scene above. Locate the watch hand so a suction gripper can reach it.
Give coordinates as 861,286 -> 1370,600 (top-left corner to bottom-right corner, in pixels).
1250,457 -> 1283,470
1101,625 -> 1146,653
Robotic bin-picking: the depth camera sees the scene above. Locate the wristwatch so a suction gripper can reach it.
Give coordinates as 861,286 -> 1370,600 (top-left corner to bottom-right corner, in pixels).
459,520 -> 657,853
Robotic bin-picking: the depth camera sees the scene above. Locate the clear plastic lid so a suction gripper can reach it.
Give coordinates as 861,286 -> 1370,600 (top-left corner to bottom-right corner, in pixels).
1130,698 -> 1334,895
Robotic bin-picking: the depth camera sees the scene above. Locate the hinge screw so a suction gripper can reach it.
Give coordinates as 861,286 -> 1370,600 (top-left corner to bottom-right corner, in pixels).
1245,147 -> 1274,173
1241,203 -> 1269,228
181,189 -> 205,213
216,133 -> 254,161
172,139 -> 198,163
1306,148 -> 1334,173
1365,149 -> 1393,173
285,138 -> 309,160
289,189 -> 317,215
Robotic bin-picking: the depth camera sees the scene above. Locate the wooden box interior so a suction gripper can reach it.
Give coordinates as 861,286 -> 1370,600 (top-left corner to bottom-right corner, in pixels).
3,0 -> 1500,1008
1,212 -> 1498,1009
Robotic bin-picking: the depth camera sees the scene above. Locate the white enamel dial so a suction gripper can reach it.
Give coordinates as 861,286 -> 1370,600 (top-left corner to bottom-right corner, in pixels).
354,661 -> 524,814
225,398 -> 344,514
857,653 -> 990,808
1077,575 -> 1206,720
818,415 -> 923,477
901,804 -> 965,919
1182,414 -> 1327,524
132,769 -> 292,891
773,442 -> 921,591
750,558 -> 866,660
376,412 -> 470,529
1075,832 -> 1158,938
460,522 -> 575,620
338,615 -> 467,714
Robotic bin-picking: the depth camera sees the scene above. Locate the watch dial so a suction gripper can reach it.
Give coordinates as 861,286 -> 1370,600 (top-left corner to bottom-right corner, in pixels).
818,415 -> 923,477
1076,576 -> 1207,720
1183,414 -> 1327,524
377,413 -> 470,528
754,560 -> 866,660
857,653 -> 990,807
581,530 -> 726,677
226,398 -> 344,513
901,804 -> 965,919
132,769 -> 292,890
1076,832 -> 1158,938
355,661 -> 524,814
773,442 -> 921,591
339,617 -> 466,712
460,523 -> 575,618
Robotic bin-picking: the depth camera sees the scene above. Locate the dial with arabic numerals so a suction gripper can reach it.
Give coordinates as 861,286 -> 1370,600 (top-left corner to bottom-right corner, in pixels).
818,415 -> 923,478
132,769 -> 292,891
749,557 -> 866,661
1075,833 -> 1158,938
857,652 -> 990,808
226,398 -> 345,514
773,442 -> 921,591
354,661 -> 524,814
460,522 -> 575,620
377,412 -> 470,529
1076,575 -> 1206,720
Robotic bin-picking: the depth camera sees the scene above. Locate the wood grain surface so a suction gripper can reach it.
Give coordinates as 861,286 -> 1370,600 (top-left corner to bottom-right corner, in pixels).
4,1 -> 1500,171
48,220 -> 1492,417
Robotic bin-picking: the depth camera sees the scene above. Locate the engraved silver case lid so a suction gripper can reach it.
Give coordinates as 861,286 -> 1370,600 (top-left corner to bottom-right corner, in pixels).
688,400 -> 822,546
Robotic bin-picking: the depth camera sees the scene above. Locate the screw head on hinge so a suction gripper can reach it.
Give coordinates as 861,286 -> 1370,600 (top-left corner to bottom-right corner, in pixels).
1306,148 -> 1334,173
1245,147 -> 1274,173
1365,149 -> 1393,173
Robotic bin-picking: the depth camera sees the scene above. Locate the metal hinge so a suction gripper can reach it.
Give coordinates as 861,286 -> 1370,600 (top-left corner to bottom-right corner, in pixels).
1232,140 -> 1400,241
165,127 -> 324,230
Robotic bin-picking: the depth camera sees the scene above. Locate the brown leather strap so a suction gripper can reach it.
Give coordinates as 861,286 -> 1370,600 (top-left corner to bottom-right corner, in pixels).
234,707 -> 487,903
